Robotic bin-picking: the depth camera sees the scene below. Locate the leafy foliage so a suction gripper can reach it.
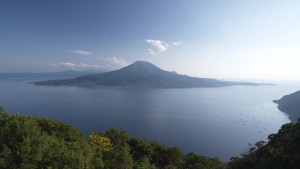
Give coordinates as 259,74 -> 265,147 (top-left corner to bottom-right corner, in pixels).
89,132 -> 113,152
0,111 -> 102,169
5,106 -> 300,169
0,108 -> 227,169
2,105 -> 300,169
184,152 -> 227,169
229,122 -> 300,169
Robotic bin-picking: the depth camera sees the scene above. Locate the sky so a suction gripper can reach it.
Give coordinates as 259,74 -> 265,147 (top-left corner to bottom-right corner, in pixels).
1,0 -> 300,80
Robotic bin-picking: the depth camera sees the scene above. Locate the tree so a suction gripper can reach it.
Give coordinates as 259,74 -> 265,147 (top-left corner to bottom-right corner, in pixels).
133,157 -> 156,169
89,132 -> 113,152
0,108 -> 228,169
0,113 -> 103,169
150,142 -> 184,169
103,143 -> 133,169
128,137 -> 153,161
229,122 -> 300,169
104,128 -> 129,146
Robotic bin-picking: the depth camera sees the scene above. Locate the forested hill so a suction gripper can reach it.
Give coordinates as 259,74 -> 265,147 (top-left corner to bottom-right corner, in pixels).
274,90 -> 300,123
34,61 -> 263,88
0,107 -> 226,169
228,122 -> 300,169
1,106 -> 300,169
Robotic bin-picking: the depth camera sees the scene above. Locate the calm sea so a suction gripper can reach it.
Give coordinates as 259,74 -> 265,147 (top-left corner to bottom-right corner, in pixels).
0,79 -> 298,161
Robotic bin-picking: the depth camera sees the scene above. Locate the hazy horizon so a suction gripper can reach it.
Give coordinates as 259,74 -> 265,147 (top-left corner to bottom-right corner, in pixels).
1,0 -> 300,80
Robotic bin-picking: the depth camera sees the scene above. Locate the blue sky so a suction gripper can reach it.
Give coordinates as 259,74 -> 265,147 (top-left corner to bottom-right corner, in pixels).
1,0 -> 300,80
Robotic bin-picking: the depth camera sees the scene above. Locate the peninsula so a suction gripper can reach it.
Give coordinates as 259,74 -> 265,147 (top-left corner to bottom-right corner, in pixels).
34,61 -> 264,88
274,90 -> 300,123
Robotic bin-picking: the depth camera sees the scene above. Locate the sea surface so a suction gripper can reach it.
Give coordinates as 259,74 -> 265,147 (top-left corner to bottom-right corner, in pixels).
0,79 -> 298,161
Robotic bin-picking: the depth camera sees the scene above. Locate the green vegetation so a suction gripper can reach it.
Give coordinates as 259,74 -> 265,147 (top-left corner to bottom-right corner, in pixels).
0,107 -> 227,169
228,122 -> 300,169
2,106 -> 300,169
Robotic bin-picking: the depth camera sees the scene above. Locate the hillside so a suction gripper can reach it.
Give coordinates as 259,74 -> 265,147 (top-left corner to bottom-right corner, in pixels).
274,90 -> 300,123
1,106 -> 300,168
0,107 -> 227,169
229,122 -> 300,169
34,61 -> 262,88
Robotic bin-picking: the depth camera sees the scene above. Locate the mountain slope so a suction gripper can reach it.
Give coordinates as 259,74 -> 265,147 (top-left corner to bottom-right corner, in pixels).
34,61 -> 261,88
274,90 -> 300,123
0,70 -> 104,81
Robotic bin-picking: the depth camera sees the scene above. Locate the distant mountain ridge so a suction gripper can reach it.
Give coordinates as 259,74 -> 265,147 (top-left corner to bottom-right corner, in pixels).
274,90 -> 300,123
0,70 -> 104,81
34,61 -> 265,88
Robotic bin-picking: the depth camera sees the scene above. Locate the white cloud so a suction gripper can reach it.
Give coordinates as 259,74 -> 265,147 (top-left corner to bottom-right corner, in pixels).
71,50 -> 92,55
59,62 -> 76,68
146,39 -> 169,54
148,48 -> 155,55
98,57 -> 129,69
77,63 -> 101,69
107,57 -> 128,67
57,57 -> 129,71
145,39 -> 183,55
59,62 -> 101,69
172,41 -> 183,46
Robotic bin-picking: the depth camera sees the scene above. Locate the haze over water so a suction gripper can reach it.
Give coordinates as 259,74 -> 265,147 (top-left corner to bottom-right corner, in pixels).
1,1 -> 300,166
0,79 -> 298,161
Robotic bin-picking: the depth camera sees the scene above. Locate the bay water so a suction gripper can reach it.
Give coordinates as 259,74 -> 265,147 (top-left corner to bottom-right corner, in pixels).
0,80 -> 298,161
